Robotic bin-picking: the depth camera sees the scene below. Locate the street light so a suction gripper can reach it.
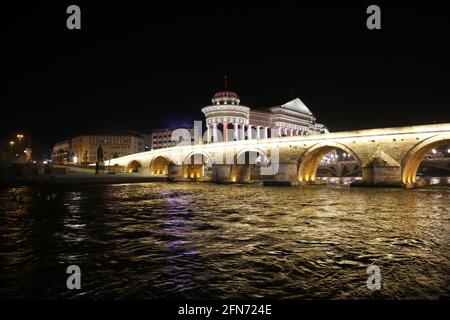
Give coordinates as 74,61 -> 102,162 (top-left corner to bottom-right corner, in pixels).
9,141 -> 14,147
17,134 -> 24,141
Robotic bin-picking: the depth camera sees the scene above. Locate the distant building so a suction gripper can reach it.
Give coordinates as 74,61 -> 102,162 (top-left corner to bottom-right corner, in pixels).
52,132 -> 150,165
52,140 -> 71,164
151,126 -> 195,150
202,90 -> 328,143
151,90 -> 328,148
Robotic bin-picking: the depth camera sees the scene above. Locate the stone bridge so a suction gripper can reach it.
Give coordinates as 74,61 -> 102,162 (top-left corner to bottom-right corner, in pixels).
107,123 -> 450,187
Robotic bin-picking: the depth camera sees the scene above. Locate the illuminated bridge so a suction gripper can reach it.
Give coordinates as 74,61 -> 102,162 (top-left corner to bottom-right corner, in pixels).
107,123 -> 450,188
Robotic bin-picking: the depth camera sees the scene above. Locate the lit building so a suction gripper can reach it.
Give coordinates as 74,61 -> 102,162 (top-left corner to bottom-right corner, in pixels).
52,132 -> 150,165
151,126 -> 195,150
52,140 -> 71,164
202,90 -> 328,142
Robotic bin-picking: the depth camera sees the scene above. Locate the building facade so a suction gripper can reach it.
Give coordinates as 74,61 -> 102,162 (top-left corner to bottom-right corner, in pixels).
52,140 -> 71,164
151,127 -> 195,150
202,90 -> 328,142
52,132 -> 150,165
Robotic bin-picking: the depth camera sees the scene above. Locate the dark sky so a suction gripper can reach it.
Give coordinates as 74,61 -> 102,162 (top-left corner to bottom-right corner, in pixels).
3,2 -> 450,158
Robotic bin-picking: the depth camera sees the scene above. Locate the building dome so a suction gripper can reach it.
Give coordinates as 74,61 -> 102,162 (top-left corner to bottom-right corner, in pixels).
213,91 -> 239,99
211,90 -> 240,105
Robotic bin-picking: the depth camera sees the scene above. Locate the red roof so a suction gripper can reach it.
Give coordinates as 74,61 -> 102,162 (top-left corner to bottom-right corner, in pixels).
213,91 -> 239,99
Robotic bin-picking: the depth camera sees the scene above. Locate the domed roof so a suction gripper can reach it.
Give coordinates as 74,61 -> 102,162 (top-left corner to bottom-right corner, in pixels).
211,90 -> 241,105
212,91 -> 240,99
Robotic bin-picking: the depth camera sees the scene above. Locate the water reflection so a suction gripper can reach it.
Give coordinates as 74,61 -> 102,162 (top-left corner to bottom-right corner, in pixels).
0,182 -> 449,299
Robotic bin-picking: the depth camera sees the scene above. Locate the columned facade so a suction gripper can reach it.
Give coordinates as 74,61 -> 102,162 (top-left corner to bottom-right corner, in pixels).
202,90 -> 328,143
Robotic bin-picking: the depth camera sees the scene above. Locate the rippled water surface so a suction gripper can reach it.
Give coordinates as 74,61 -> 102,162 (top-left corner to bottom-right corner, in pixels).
0,183 -> 449,299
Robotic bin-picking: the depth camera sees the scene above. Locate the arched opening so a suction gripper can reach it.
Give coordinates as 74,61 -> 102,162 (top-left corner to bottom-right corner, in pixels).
127,160 -> 142,173
233,149 -> 271,182
182,153 -> 212,180
150,156 -> 170,175
298,144 -> 361,184
402,139 -> 450,184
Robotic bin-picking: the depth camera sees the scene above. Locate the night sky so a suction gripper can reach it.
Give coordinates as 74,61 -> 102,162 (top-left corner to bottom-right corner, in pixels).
3,2 -> 450,158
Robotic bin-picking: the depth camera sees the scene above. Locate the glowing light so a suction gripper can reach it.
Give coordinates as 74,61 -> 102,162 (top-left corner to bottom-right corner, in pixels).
9,141 -> 14,147
73,156 -> 78,163
196,173 -> 200,178
190,173 -> 194,178
231,176 -> 237,182
43,161 -> 48,165
432,149 -> 437,154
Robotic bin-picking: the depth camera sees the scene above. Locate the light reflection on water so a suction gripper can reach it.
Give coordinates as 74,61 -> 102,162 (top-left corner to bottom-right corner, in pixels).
0,182 -> 449,299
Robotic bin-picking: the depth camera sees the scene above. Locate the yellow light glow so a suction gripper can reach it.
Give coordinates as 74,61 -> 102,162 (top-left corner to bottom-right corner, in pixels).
190,173 -> 194,178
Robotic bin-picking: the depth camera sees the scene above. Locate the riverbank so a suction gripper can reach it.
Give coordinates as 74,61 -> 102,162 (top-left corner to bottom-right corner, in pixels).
0,173 -> 168,187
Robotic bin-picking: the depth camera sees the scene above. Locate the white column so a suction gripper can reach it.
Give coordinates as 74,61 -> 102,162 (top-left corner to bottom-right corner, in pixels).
223,122 -> 228,142
206,124 -> 211,143
240,124 -> 245,140
289,128 -> 294,136
256,126 -> 261,139
264,127 -> 269,139
234,123 -> 239,141
248,125 -> 252,140
212,123 -> 218,142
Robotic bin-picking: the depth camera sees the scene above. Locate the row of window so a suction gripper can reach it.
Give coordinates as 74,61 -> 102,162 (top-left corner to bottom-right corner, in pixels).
90,136 -> 132,145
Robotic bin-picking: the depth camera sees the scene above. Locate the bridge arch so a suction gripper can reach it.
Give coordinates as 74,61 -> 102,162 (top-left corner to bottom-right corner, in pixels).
149,155 -> 171,175
182,151 -> 214,179
231,147 -> 272,182
182,151 -> 214,166
235,147 -> 270,165
402,134 -> 450,183
297,142 -> 361,182
127,160 -> 142,173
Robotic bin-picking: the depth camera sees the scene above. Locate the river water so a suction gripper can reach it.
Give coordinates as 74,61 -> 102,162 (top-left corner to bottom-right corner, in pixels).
0,182 -> 449,299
